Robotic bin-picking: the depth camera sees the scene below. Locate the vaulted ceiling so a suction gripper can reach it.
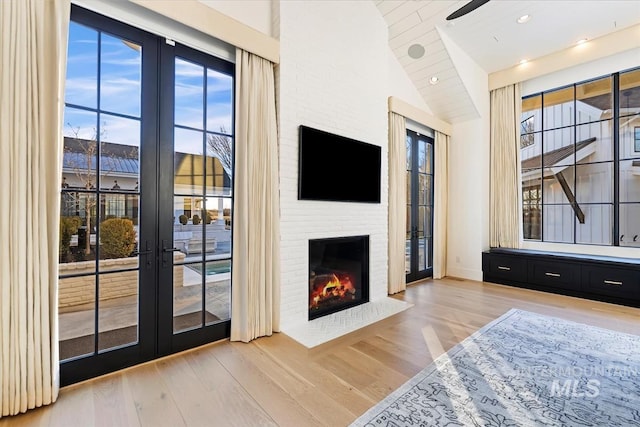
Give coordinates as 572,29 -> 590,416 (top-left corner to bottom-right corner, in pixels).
375,0 -> 640,124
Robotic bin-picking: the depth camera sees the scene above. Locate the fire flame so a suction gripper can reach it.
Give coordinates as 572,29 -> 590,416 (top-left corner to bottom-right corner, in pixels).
309,273 -> 356,309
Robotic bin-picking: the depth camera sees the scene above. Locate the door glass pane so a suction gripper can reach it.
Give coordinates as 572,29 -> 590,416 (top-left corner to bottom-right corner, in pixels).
205,260 -> 231,322
58,276 -> 96,360
173,181 -> 204,333
419,174 -> 432,206
405,240 -> 411,275
174,263 -> 204,333
423,206 -> 432,239
405,205 -> 411,239
100,33 -> 141,117
98,272 -> 139,351
418,140 -> 426,173
205,133 -> 232,196
98,195 -> 139,270
418,238 -> 426,270
64,107 -> 98,151
174,128 -> 205,195
406,135 -> 412,170
424,141 -> 432,174
175,58 -> 204,129
202,198 -> 232,261
65,22 -> 97,109
206,69 -> 233,132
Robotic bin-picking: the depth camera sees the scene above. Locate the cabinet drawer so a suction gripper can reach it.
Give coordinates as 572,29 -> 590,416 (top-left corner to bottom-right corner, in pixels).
582,265 -> 640,299
529,260 -> 581,291
484,254 -> 527,282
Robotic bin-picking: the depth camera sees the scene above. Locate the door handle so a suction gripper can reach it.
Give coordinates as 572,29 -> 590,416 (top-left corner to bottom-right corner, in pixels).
161,240 -> 180,267
132,241 -> 153,268
132,249 -> 153,256
162,239 -> 180,252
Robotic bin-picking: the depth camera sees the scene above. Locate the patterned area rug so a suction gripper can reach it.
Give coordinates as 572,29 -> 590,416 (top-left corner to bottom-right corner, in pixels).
350,309 -> 640,426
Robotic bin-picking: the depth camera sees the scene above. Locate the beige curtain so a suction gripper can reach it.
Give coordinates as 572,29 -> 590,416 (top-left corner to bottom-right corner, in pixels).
0,0 -> 70,418
433,131 -> 449,279
388,112 -> 407,294
490,83 -> 522,248
230,48 -> 280,342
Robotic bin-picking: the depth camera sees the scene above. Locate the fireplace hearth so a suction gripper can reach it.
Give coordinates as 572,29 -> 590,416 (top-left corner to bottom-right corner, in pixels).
308,235 -> 369,320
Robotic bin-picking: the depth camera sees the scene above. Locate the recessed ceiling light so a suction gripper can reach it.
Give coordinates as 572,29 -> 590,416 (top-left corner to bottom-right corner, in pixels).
576,38 -> 588,45
519,59 -> 528,65
517,14 -> 531,24
408,43 -> 425,59
429,76 -> 439,85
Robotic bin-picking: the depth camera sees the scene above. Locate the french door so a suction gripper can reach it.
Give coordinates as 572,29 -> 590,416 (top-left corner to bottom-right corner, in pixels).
405,129 -> 434,283
59,6 -> 233,386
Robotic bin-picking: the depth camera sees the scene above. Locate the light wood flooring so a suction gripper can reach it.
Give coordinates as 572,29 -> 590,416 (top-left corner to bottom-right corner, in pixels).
2,277 -> 639,427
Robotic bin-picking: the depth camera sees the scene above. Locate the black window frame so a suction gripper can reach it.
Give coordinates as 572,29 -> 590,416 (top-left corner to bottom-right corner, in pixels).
521,66 -> 640,247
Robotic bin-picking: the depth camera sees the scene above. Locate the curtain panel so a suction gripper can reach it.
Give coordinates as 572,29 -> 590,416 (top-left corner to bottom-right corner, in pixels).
489,84 -> 522,249
0,0 -> 70,417
433,131 -> 449,279
230,48 -> 281,342
387,112 -> 407,294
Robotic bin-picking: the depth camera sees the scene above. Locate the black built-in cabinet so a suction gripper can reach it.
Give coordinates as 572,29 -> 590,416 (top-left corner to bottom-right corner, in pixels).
482,248 -> 640,308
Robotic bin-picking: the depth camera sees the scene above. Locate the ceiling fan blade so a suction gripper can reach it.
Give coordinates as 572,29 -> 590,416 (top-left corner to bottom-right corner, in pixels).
446,0 -> 490,21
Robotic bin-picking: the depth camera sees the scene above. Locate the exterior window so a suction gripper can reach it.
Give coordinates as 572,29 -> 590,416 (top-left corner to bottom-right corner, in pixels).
521,67 -> 640,247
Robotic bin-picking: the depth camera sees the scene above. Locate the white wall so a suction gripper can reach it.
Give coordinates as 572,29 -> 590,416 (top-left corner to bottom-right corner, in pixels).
277,1 -> 390,330
440,27 -> 490,281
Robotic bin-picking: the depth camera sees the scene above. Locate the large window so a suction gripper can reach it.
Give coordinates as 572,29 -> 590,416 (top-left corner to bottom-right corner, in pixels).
521,67 -> 640,247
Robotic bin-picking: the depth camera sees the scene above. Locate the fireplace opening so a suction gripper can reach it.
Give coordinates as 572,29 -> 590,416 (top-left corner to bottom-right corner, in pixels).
308,235 -> 369,320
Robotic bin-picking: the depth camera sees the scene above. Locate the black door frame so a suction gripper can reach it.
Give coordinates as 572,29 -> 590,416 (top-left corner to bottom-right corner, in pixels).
156,42 -> 233,356
405,129 -> 434,283
61,5 -> 232,386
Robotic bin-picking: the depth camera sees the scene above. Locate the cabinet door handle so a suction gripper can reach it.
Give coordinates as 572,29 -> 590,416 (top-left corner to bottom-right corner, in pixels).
497,266 -> 511,271
545,272 -> 561,277
604,280 -> 623,286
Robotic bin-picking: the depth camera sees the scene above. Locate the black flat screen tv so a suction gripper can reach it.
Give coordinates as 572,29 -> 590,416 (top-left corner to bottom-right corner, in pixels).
298,125 -> 381,203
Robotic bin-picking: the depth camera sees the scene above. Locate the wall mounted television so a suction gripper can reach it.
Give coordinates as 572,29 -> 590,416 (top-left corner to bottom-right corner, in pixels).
298,125 -> 381,203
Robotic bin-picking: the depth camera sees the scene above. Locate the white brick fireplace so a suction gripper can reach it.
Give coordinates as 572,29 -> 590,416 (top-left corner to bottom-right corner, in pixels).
276,0 -> 411,347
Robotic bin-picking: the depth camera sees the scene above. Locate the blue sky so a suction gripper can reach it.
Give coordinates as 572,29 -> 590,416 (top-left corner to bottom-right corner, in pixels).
64,21 -> 233,152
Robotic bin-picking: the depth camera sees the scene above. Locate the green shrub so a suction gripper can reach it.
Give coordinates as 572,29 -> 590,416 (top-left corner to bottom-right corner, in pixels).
204,211 -> 213,224
178,214 -> 188,225
192,214 -> 201,225
59,216 -> 82,261
100,218 -> 136,259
